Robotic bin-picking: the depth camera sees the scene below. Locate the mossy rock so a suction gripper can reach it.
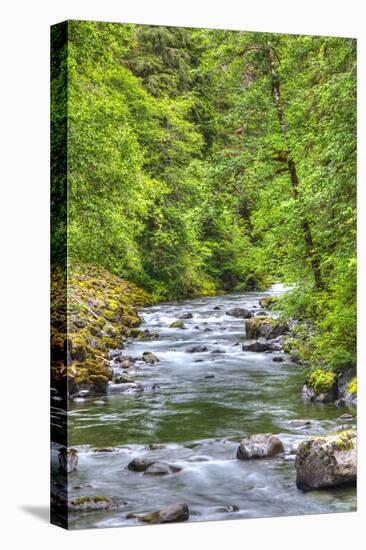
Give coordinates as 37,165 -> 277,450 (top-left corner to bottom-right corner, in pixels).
348,377 -> 357,396
170,320 -> 185,329
245,316 -> 287,340
295,430 -> 356,490
51,263 -> 150,399
306,368 -> 337,395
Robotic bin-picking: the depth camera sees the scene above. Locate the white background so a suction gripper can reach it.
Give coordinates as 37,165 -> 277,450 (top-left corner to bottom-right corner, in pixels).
1,1 -> 364,548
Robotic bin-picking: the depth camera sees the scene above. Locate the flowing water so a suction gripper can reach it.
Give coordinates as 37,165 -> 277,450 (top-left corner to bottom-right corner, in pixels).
53,284 -> 356,529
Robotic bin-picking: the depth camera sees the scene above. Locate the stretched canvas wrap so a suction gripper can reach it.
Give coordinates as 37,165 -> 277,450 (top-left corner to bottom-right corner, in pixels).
50,20 -> 357,530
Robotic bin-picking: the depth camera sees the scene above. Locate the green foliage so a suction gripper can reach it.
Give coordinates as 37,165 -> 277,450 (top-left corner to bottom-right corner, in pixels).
348,377 -> 357,396
307,368 -> 337,395
51,21 -> 356,371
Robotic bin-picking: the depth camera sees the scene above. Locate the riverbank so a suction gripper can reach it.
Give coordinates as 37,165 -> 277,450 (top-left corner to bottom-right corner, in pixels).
51,263 -> 151,399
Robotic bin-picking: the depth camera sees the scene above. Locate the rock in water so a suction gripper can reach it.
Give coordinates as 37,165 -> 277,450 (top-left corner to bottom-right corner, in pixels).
142,351 -> 159,364
237,434 -> 285,459
245,317 -> 288,340
128,458 -> 154,472
128,503 -> 189,524
186,345 -> 208,353
144,462 -> 182,475
170,320 -> 186,328
226,307 -> 252,319
179,312 -> 193,319
242,339 -> 271,352
68,495 -> 126,512
295,430 -> 356,491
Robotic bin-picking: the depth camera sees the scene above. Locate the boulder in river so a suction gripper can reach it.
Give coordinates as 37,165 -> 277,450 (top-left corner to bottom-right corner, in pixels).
128,458 -> 155,472
295,430 -> 357,491
226,307 -> 252,319
144,462 -> 182,475
170,320 -> 186,329
127,502 -> 189,524
242,339 -> 271,352
245,316 -> 288,340
302,368 -> 337,402
336,369 -> 357,406
259,296 -> 276,309
237,434 -> 285,459
142,351 -> 160,364
68,495 -> 126,513
136,329 -> 159,341
186,345 -> 208,353
179,312 -> 193,319
128,458 -> 181,475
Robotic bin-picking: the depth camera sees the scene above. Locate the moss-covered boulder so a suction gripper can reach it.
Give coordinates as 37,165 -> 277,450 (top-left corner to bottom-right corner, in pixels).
51,263 -> 150,398
245,316 -> 288,340
259,296 -> 277,309
336,369 -> 357,406
302,368 -> 337,402
170,320 -> 185,329
68,495 -> 127,513
295,430 -> 357,490
127,502 -> 189,524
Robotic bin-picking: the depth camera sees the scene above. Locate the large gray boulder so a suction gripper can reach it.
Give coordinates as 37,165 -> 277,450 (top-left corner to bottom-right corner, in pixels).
245,317 -> 288,340
144,462 -> 181,475
226,307 -> 252,319
295,430 -> 356,491
242,339 -> 271,352
237,434 -> 285,459
142,351 -> 159,364
127,502 -> 189,524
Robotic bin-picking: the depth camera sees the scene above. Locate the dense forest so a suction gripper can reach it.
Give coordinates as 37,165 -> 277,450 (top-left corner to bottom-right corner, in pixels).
52,21 -> 356,378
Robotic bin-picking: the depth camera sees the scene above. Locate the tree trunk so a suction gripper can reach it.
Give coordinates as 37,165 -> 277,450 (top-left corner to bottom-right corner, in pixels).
266,46 -> 322,289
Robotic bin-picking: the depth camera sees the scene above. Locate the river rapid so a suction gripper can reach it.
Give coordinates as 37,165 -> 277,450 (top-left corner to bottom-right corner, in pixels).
53,284 -> 356,529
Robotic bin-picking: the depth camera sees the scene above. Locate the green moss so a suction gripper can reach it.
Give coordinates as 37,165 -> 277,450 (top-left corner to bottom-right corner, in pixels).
71,496 -> 112,506
170,320 -> 185,328
348,377 -> 357,395
307,368 -> 337,395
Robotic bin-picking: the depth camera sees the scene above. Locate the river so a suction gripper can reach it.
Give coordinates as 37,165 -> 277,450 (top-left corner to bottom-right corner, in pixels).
53,284 -> 356,529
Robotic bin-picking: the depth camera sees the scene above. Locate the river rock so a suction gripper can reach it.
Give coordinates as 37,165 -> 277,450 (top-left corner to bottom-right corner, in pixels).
226,307 -> 252,319
337,369 -> 357,406
259,296 -> 275,309
245,317 -> 288,340
128,458 -> 155,472
179,312 -> 193,319
144,462 -> 182,475
68,495 -> 126,513
170,320 -> 185,328
301,384 -> 336,403
128,502 -> 189,524
295,430 -> 357,491
237,434 -> 285,459
142,351 -> 159,364
186,345 -> 208,353
272,355 -> 284,362
213,306 -> 221,310
242,339 -> 271,352
136,329 -> 159,341
108,382 -> 139,393
114,373 -> 134,384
